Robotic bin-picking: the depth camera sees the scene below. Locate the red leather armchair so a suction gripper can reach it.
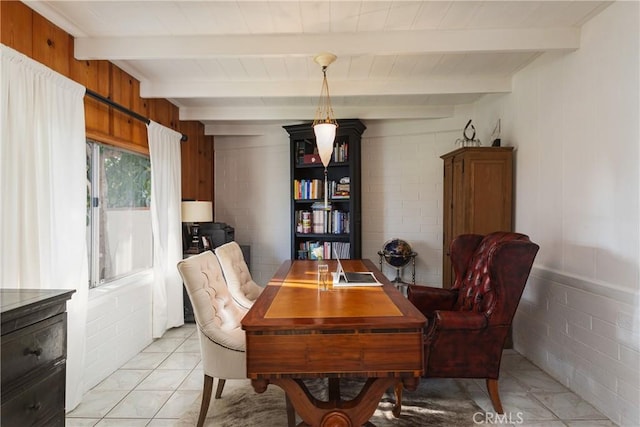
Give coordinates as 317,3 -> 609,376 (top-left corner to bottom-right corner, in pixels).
395,232 -> 539,415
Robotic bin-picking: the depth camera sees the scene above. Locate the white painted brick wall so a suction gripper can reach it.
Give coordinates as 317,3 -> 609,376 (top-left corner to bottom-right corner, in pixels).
81,271 -> 153,392
361,118 -> 470,286
213,118 -> 474,288
514,268 -> 640,426
214,130 -> 291,287
475,4 -> 640,425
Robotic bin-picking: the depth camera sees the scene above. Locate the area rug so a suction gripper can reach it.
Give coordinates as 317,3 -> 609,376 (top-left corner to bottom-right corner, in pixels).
179,377 -> 483,426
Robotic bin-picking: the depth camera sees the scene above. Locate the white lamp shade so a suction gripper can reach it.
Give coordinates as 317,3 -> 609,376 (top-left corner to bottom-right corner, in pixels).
181,201 -> 213,223
313,123 -> 336,167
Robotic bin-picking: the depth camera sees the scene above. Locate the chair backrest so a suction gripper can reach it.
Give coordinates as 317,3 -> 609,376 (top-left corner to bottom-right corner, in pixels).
215,241 -> 263,309
177,251 -> 246,333
450,231 -> 539,325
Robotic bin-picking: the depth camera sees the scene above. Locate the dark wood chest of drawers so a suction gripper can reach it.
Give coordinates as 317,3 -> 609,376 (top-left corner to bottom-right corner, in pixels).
1,289 -> 75,427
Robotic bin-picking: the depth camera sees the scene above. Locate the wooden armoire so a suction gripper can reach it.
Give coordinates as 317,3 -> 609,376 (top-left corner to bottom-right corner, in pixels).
441,147 -> 514,288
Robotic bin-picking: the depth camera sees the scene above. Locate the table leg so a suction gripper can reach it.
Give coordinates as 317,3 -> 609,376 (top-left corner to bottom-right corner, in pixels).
252,377 -> 397,427
391,377 -> 420,418
392,381 -> 403,418
328,378 -> 340,402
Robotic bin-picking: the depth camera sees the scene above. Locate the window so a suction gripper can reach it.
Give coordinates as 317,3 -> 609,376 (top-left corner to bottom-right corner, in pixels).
87,141 -> 152,288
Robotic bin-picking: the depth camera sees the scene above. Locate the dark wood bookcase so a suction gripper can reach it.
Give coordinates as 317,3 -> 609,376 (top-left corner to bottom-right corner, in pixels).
285,119 -> 366,260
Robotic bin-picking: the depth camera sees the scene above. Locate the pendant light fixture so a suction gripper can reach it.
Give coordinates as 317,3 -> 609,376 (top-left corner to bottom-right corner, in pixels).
312,52 -> 338,209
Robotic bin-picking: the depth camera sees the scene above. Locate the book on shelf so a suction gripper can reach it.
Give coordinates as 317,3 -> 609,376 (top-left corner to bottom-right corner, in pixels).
332,210 -> 349,234
331,192 -> 350,199
294,179 -> 323,200
296,178 -> 352,201
296,139 -> 315,165
297,241 -> 351,260
296,205 -> 349,235
303,154 -> 321,164
296,139 -> 349,165
311,202 -> 331,234
295,210 -> 312,234
328,178 -> 350,200
332,241 -> 351,259
333,141 -> 349,162
312,208 -> 326,234
336,182 -> 350,192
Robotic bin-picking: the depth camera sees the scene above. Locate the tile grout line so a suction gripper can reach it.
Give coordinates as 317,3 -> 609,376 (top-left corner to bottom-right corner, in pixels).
101,350 -> 173,424
148,326 -> 200,424
99,326 -> 197,425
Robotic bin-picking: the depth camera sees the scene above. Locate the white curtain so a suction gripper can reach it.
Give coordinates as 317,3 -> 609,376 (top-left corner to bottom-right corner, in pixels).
147,121 -> 184,337
0,44 -> 88,410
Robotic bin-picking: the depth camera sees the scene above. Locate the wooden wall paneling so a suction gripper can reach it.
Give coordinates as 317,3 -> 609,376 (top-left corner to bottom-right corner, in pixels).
70,59 -> 110,135
208,135 -> 215,205
31,12 -> 70,76
198,133 -> 214,201
110,66 -> 134,142
130,79 -> 148,147
170,102 -> 179,131
0,0 -> 33,56
196,132 -> 207,200
179,121 -> 199,200
178,121 -> 214,202
148,98 -> 171,130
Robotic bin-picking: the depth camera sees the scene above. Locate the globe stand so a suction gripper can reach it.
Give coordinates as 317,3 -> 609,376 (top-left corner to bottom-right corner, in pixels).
378,250 -> 417,296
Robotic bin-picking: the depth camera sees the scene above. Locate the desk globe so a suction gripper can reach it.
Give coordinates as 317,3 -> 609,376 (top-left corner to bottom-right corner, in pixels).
378,239 -> 417,288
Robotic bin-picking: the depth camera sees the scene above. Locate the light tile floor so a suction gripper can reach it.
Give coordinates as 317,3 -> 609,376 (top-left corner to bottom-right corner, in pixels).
67,323 -> 617,427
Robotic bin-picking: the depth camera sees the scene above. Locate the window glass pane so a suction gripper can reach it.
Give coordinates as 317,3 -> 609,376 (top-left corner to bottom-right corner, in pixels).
86,143 -> 93,284
99,145 -> 152,283
101,146 -> 151,209
88,143 -> 152,286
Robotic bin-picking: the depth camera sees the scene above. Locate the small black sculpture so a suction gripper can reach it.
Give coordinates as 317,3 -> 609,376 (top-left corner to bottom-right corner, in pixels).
456,119 -> 481,147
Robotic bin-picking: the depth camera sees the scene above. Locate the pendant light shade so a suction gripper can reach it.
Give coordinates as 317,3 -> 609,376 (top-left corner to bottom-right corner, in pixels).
314,122 -> 336,167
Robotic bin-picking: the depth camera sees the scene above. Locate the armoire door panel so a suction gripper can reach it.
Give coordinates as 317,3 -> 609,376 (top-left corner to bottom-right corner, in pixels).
467,159 -> 511,233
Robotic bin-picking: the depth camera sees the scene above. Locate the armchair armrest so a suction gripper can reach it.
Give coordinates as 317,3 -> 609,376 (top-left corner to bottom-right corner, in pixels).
433,310 -> 487,331
407,285 -> 458,318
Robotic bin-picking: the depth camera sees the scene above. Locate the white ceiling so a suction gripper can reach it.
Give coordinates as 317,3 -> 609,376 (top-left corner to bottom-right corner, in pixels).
26,0 -> 611,135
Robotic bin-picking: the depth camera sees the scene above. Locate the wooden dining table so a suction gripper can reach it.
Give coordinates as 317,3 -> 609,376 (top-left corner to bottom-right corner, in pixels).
241,259 -> 426,427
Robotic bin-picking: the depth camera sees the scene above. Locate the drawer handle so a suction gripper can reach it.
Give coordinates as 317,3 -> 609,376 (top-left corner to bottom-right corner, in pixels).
25,347 -> 43,357
27,402 -> 41,411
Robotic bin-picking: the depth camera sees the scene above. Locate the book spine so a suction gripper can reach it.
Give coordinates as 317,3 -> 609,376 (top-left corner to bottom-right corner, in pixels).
302,211 -> 311,234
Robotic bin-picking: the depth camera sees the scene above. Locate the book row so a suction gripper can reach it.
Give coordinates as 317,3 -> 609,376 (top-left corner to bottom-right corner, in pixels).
296,141 -> 349,165
293,179 -> 350,200
297,241 -> 351,260
295,209 -> 350,235
332,141 -> 349,163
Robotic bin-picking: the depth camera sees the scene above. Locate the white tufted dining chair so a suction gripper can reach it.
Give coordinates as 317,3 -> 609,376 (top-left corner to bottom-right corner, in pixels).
177,251 -> 248,427
215,241 -> 263,309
